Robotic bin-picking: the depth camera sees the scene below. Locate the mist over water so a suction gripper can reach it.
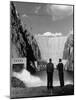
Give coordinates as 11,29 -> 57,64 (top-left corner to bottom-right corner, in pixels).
13,68 -> 73,87
13,69 -> 43,87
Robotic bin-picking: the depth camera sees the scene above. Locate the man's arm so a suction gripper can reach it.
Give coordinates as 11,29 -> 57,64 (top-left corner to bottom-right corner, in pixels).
53,63 -> 54,71
62,63 -> 65,71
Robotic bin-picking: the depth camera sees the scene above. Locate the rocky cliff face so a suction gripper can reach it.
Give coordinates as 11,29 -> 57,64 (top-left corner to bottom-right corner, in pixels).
63,34 -> 74,71
11,2 -> 41,71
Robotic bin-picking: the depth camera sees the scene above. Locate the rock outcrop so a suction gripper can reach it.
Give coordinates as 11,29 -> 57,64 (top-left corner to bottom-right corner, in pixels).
63,34 -> 74,71
11,77 -> 26,88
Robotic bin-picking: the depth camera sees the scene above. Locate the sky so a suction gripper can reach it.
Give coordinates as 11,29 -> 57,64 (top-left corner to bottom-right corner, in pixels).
14,1 -> 73,36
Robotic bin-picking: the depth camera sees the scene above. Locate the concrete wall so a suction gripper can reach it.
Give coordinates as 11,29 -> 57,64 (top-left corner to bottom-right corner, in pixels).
11,58 -> 26,69
35,35 -> 67,67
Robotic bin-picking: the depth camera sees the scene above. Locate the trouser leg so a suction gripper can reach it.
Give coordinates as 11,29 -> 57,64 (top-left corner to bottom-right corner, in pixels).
47,73 -> 50,89
50,72 -> 53,88
59,72 -> 64,87
61,72 -> 64,87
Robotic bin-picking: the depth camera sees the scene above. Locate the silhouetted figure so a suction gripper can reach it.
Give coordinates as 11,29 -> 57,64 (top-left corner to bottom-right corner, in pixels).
57,59 -> 64,87
46,58 -> 54,90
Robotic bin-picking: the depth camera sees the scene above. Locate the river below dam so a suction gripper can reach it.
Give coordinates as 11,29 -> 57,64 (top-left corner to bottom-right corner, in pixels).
34,70 -> 73,87
12,67 -> 73,87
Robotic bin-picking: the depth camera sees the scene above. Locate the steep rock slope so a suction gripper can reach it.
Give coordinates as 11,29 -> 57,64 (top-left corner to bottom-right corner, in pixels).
63,34 -> 74,71
11,2 -> 41,72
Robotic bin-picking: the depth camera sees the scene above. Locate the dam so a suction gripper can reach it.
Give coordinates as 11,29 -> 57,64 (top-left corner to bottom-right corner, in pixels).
35,35 -> 67,67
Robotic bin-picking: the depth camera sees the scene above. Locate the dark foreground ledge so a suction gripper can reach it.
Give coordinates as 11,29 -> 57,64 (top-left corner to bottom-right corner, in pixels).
10,84 -> 74,99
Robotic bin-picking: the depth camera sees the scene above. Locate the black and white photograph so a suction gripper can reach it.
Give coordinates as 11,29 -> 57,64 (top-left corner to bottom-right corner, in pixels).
10,1 -> 74,98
